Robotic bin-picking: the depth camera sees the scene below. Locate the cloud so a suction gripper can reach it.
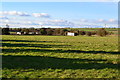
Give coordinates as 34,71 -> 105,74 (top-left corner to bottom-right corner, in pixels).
78,19 -> 117,24
0,11 -> 51,18
0,11 -> 30,16
0,16 -> 8,19
1,17 -> 117,28
98,19 -> 105,22
74,18 -> 118,28
1,18 -> 75,28
97,19 -> 117,23
1,18 -> 117,28
108,19 -> 117,22
40,19 -> 75,27
99,19 -> 117,24
2,20 -> 9,23
0,11 -> 117,28
32,13 -> 51,18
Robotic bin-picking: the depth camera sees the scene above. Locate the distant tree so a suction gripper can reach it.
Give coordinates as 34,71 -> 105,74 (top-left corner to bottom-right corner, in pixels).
108,31 -> 114,35
13,28 -> 21,32
0,27 -> 1,33
62,29 -> 68,36
18,28 -> 22,32
97,28 -> 108,37
72,30 -> 79,36
59,29 -> 67,35
40,28 -> 47,35
79,31 -> 86,35
21,28 -> 25,32
53,28 -> 61,35
2,24 -> 10,35
24,29 -> 29,35
86,31 -> 92,36
91,31 -> 97,35
46,29 -> 53,35
62,28 -> 68,32
2,28 -> 10,35
21,28 -> 29,35
30,27 -> 34,31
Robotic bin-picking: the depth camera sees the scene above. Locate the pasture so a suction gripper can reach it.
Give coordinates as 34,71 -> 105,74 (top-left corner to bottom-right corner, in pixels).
2,35 -> 119,78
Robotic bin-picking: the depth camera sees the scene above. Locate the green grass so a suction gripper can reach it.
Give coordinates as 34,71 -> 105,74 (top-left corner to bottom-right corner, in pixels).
2,35 -> 119,78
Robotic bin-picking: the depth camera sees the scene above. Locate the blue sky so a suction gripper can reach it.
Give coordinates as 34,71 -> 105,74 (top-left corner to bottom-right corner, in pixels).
1,0 -> 119,2
0,2 -> 118,28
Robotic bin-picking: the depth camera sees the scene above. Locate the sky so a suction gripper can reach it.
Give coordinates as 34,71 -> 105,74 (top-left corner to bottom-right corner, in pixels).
0,2 -> 118,28
1,0 -> 119,2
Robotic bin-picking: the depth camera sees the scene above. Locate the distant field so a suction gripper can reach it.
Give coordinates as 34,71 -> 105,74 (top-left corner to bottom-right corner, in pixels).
2,35 -> 119,78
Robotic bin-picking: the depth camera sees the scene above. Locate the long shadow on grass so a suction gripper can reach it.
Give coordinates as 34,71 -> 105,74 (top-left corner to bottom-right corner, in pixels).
2,43 -> 70,48
2,39 -> 119,54
2,48 -> 119,54
2,55 -> 118,70
2,40 -> 63,43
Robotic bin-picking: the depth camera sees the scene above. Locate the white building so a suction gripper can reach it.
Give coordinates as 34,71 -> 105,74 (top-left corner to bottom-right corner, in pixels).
67,32 -> 75,36
29,32 -> 35,34
16,32 -> 22,35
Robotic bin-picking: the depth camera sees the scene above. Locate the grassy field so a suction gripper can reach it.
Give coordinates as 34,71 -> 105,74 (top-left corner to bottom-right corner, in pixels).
1,35 -> 119,78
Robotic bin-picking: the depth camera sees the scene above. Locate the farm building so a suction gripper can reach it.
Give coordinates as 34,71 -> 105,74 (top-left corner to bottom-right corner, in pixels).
28,31 -> 40,35
16,32 -> 22,35
29,32 -> 35,34
67,31 -> 78,36
16,29 -> 40,35
67,32 -> 75,36
16,32 -> 28,35
16,32 -> 24,35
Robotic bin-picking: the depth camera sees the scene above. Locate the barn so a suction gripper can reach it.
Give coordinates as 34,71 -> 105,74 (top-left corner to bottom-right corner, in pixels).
67,32 -> 75,36
16,32 -> 24,35
67,31 -> 78,36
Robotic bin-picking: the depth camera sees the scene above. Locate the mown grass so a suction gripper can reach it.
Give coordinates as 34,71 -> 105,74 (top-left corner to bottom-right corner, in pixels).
1,35 -> 119,78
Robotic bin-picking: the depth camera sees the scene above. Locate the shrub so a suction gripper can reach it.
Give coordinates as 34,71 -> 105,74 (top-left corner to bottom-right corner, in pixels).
91,31 -> 97,35
40,28 -> 47,35
86,31 -> 92,36
79,31 -> 86,35
53,28 -> 61,36
74,31 -> 79,36
107,31 -> 114,35
62,29 -> 68,32
2,28 -> 10,35
22,29 -> 29,35
60,29 -> 68,36
46,29 -> 53,35
97,28 -> 108,37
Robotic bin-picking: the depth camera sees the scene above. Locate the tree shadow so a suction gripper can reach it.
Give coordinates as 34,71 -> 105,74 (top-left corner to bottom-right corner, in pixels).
2,55 -> 118,70
2,39 -> 119,54
64,50 -> 119,54
2,40 -> 63,43
2,48 -> 119,54
2,43 -> 71,48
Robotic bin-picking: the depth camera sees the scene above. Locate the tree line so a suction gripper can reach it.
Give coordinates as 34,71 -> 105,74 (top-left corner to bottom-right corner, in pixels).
0,27 -> 113,37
